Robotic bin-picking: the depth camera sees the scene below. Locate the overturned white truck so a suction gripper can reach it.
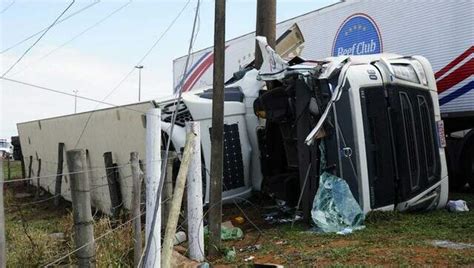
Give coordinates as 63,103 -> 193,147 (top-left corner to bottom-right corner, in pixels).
162,38 -> 448,220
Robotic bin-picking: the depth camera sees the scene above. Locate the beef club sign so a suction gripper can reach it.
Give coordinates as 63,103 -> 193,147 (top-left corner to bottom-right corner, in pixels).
332,13 -> 382,56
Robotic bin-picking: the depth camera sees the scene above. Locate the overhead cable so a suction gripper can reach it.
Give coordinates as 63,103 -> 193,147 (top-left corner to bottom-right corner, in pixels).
0,0 -> 15,14
0,0 -> 100,54
72,0 -> 192,149
140,0 -> 200,266
1,0 -> 76,77
10,0 -> 133,77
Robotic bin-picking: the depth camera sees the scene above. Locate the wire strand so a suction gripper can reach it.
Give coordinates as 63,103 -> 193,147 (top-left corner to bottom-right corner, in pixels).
10,0 -> 133,77
140,0 -> 199,266
0,0 -> 15,14
0,0 -> 100,54
71,0 -> 192,149
1,0 -> 76,77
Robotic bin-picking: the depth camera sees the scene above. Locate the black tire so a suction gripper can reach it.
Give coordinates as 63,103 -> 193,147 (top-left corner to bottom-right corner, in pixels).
461,135 -> 474,189
446,138 -> 466,190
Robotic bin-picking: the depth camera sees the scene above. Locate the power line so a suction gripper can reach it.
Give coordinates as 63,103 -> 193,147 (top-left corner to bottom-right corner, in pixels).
10,0 -> 133,77
0,0 -> 15,14
0,0 -> 100,54
141,0 -> 200,266
1,0 -> 76,78
72,0 -> 192,149
0,77 -> 145,113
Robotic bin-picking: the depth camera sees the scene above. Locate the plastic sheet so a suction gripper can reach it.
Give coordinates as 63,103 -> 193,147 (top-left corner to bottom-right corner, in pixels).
446,200 -> 469,212
204,225 -> 243,241
311,142 -> 365,233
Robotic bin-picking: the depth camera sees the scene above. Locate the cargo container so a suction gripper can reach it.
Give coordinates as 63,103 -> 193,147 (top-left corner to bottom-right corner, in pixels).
173,0 -> 474,188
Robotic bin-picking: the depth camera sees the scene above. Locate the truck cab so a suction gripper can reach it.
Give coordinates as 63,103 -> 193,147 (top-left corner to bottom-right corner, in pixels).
0,139 -> 13,159
161,42 -> 448,218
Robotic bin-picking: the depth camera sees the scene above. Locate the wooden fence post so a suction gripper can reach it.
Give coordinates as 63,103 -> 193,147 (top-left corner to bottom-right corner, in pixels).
26,155 -> 33,186
54,143 -> 65,206
35,158 -> 41,199
67,149 -> 95,268
186,122 -> 205,261
162,151 -> 175,230
20,154 -> 26,179
130,152 -> 142,267
6,158 -> 10,181
161,132 -> 196,267
103,152 -> 122,218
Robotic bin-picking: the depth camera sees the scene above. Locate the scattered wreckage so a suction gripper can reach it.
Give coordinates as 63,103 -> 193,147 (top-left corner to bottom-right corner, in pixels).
160,36 -> 449,224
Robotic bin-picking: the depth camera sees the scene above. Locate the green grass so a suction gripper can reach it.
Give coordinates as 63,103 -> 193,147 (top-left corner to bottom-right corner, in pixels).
4,186 -> 136,267
4,170 -> 474,266
2,160 -> 23,180
216,193 -> 474,266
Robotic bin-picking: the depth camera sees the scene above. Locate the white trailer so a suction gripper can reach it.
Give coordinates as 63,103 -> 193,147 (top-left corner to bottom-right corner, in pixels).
173,0 -> 474,188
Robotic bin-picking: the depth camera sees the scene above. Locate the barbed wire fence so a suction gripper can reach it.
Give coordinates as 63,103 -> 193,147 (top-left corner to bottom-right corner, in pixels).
1,155 -> 178,266
2,149 -> 266,266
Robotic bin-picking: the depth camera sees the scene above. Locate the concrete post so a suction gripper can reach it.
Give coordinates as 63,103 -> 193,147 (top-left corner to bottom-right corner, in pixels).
145,108 -> 161,268
186,122 -> 204,261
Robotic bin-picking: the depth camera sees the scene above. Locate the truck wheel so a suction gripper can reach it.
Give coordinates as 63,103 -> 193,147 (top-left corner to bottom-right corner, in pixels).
461,136 -> 474,189
446,138 -> 466,190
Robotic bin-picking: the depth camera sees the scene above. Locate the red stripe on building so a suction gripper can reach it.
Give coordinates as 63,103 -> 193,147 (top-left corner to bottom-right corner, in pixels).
435,46 -> 473,79
437,58 -> 474,94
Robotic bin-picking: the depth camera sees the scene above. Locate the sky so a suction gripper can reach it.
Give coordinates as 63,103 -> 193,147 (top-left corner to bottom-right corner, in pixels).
0,0 -> 337,138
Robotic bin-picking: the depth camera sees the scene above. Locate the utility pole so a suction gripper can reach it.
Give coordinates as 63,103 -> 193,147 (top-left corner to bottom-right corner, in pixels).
73,89 -> 79,113
135,65 -> 143,102
254,0 -> 276,69
208,0 -> 225,258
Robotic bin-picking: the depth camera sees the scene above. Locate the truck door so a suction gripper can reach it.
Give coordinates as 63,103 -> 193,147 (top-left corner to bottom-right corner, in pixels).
387,85 -> 441,202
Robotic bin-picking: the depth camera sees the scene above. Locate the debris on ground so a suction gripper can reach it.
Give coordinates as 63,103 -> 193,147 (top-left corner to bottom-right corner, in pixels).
48,232 -> 65,240
232,216 -> 245,225
204,224 -> 243,241
336,226 -> 365,235
430,240 -> 474,250
253,264 -> 284,268
224,247 -> 236,261
262,203 -> 303,225
275,240 -> 287,245
244,256 -> 255,262
446,200 -> 469,212
173,231 -> 187,245
239,244 -> 261,252
222,220 -> 234,229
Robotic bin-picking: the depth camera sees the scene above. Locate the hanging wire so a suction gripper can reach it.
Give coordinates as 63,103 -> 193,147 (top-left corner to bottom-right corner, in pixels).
1,0 -> 76,77
0,0 -> 100,54
140,0 -> 200,266
10,0 -> 133,77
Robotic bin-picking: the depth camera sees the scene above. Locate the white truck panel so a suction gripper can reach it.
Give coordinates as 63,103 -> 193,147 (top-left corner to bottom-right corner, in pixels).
173,0 -> 474,115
